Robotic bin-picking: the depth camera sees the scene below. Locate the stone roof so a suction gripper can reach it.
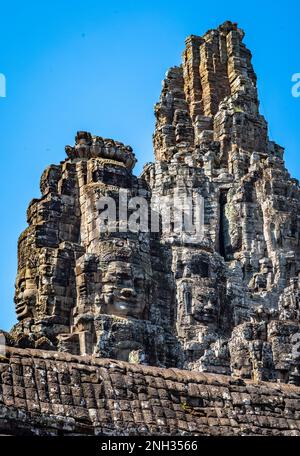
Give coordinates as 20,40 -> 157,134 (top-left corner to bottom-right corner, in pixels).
0,347 -> 300,436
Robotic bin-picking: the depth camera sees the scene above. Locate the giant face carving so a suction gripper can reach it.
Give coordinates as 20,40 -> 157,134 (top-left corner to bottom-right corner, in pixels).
98,238 -> 151,319
15,273 -> 38,320
193,291 -> 220,324
176,251 -> 224,327
14,230 -> 39,321
15,240 -> 77,328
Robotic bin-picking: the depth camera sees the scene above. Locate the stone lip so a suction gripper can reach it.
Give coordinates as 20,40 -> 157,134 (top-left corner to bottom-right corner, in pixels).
65,130 -> 137,171
0,346 -> 300,436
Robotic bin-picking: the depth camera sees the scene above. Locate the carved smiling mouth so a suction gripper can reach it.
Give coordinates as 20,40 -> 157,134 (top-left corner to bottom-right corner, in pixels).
104,288 -> 139,316
201,310 -> 216,322
16,302 -> 26,311
114,295 -> 138,308
114,301 -> 132,312
15,302 -> 29,319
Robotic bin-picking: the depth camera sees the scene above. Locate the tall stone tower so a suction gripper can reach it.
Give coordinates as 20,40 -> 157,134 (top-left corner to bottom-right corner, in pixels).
147,21 -> 300,382
9,21 -> 300,385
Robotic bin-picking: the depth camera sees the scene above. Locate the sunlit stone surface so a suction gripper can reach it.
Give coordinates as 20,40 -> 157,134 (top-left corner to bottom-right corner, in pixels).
8,21 -> 300,386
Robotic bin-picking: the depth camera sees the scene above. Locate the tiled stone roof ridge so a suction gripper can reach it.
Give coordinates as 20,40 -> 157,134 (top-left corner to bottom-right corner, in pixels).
0,347 -> 300,436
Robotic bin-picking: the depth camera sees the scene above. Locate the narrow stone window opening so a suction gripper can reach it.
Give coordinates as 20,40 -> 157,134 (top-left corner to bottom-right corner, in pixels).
219,190 -> 228,258
184,291 -> 192,315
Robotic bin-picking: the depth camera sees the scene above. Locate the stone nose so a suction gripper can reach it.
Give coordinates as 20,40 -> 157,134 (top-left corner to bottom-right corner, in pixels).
120,288 -> 136,299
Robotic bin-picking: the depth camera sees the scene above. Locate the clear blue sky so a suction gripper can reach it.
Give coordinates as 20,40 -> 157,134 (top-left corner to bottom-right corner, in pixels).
0,0 -> 299,330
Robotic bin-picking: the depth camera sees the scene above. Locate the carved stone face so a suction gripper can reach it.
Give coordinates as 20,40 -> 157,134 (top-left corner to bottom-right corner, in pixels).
15,275 -> 37,320
176,252 -> 223,326
193,292 -> 219,324
101,261 -> 146,318
99,239 -> 151,319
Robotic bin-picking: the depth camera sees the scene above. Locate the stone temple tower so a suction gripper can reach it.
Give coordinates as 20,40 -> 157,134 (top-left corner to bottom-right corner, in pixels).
9,21 -> 300,385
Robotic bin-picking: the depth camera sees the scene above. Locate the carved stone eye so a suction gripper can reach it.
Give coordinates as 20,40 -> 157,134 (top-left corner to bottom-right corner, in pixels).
140,242 -> 148,252
115,240 -> 124,247
18,280 -> 26,292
